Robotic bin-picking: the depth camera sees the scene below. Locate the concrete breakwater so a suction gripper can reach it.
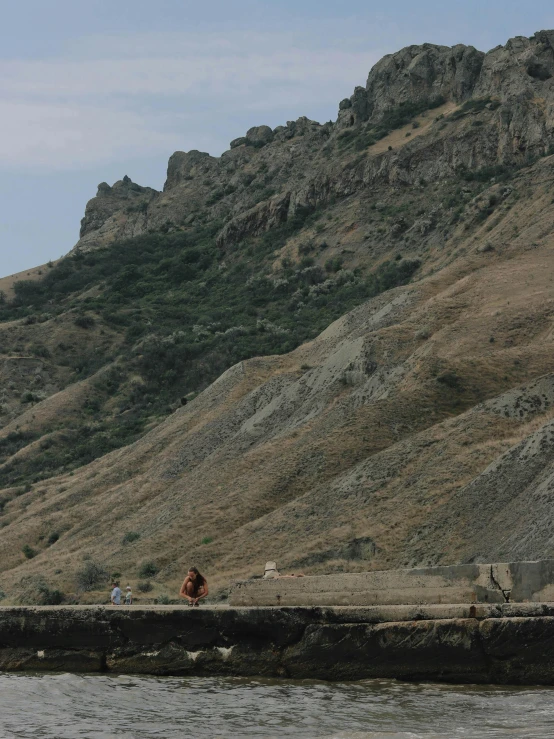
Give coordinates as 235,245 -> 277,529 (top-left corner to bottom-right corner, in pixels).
3,603 -> 554,683
230,560 -> 554,607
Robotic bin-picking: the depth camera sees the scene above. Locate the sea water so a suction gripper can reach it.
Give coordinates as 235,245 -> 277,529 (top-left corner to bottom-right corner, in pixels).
0,673 -> 552,738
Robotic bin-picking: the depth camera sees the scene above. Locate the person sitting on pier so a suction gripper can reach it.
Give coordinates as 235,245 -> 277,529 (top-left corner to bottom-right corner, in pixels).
179,567 -> 209,606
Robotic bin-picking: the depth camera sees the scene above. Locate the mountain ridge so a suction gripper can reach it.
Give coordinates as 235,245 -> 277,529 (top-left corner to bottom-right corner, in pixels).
75,30 -> 554,254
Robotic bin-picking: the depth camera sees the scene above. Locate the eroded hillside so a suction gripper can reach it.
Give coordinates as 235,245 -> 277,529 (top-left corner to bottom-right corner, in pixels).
2,30 -> 554,603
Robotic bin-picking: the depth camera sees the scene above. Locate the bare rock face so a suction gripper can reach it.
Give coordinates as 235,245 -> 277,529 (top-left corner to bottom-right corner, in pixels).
475,32 -> 554,100
72,30 -> 554,255
337,43 -> 484,128
245,125 -> 274,146
77,176 -> 158,253
338,31 -> 554,128
216,192 -> 291,247
164,150 -> 220,190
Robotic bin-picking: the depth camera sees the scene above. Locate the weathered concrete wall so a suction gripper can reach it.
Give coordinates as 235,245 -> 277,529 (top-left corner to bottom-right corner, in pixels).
230,560 -> 554,607
3,604 -> 554,683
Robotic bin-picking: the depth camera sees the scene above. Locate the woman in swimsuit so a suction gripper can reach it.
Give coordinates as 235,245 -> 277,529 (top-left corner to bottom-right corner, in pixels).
179,566 -> 209,606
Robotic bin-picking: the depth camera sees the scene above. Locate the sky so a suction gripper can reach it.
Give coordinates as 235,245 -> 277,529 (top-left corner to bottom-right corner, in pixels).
1,1 -> 554,277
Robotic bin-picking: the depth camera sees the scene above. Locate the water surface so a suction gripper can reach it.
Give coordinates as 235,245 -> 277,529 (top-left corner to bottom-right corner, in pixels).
0,673 -> 552,738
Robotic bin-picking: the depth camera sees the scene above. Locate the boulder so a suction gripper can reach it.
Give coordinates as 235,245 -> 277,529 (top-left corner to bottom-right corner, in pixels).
246,125 -> 274,146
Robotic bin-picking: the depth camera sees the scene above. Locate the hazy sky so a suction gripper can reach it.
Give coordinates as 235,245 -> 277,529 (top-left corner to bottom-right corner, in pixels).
1,1 -> 554,277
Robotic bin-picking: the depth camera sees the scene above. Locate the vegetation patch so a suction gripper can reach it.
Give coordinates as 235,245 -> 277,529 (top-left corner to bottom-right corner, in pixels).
338,96 -> 446,151
122,531 -> 141,544
75,560 -> 109,592
138,561 -> 159,578
0,193 -> 422,488
22,544 -> 36,559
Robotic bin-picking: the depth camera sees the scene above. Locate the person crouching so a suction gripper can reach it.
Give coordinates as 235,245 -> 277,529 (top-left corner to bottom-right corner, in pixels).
179,567 -> 208,606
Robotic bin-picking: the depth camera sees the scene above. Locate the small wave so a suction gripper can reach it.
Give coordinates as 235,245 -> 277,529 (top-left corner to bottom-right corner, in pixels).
0,674 -> 552,738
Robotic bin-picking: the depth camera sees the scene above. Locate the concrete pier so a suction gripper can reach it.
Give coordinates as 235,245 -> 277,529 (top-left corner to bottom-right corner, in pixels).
3,602 -> 554,683
230,560 -> 554,607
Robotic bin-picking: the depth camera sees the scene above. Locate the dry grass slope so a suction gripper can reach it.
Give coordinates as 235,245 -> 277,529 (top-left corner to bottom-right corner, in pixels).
3,155 -> 554,602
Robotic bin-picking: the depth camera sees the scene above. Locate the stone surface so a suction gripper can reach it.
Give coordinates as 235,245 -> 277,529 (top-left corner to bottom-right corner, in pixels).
351,43 -> 484,125
77,176 -> 158,253
3,605 -> 554,683
245,125 -> 274,146
230,560 -> 554,607
338,31 -> 554,129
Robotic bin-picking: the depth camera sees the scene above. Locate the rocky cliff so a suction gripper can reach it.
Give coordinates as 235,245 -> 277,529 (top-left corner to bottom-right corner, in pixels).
76,32 -> 554,253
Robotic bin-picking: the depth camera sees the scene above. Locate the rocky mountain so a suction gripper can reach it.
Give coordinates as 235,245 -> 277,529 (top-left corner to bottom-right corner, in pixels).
75,31 -> 554,255
2,30 -> 554,604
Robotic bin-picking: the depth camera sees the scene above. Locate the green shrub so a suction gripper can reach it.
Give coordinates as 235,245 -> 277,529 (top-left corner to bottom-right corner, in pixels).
74,314 -> 95,329
122,531 -> 140,544
298,241 -> 315,255
22,544 -> 36,559
459,164 -> 515,182
47,532 -> 59,545
30,344 -> 51,358
75,560 -> 109,591
255,187 -> 276,202
206,188 -> 225,206
137,580 -> 153,593
325,257 -> 343,273
450,97 -> 493,121
367,258 -> 421,293
138,561 -> 159,578
354,133 -> 377,150
436,372 -> 461,389
16,575 -> 64,605
0,431 -> 38,462
415,327 -> 431,341
12,280 -> 45,306
39,586 -> 64,605
201,536 -> 213,545
376,96 -> 446,134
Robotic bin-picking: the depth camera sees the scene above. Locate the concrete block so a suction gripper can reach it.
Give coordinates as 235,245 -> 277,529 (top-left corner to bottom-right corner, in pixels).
229,560 -> 554,607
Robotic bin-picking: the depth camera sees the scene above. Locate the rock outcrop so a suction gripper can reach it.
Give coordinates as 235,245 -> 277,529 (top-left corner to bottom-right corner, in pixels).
70,31 -> 554,254
337,43 -> 484,128
77,176 -> 158,252
338,31 -> 554,128
164,150 -> 220,190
